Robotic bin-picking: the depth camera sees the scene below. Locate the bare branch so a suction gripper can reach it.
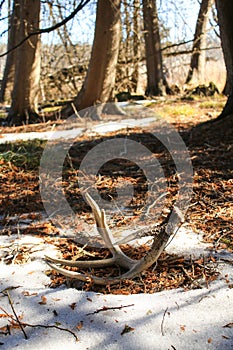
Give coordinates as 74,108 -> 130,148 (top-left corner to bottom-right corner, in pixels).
164,45 -> 221,57
0,304 -> 78,341
0,0 -> 91,58
162,39 -> 194,51
0,0 -> 6,12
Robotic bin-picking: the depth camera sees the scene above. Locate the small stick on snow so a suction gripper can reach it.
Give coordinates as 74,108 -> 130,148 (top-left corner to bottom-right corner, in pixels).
86,304 -> 134,316
161,307 -> 168,336
6,290 -> 28,340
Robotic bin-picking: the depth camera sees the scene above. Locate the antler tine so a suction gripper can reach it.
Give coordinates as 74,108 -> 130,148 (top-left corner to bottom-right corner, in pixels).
46,261 -> 113,285
45,254 -> 116,268
85,193 -> 120,252
85,193 -> 113,245
85,193 -> 102,226
85,193 -> 137,267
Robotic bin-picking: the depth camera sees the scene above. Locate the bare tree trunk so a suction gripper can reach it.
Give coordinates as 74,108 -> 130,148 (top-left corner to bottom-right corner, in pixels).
63,0 -> 121,117
186,0 -> 214,85
215,0 -> 233,118
0,0 -> 20,103
142,0 -> 165,96
123,0 -> 131,91
7,0 -> 41,125
216,0 -> 233,97
131,0 -> 140,93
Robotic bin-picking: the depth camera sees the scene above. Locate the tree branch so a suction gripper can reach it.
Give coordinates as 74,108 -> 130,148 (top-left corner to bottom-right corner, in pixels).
162,39 -> 194,51
164,45 -> 221,57
0,0 -> 91,58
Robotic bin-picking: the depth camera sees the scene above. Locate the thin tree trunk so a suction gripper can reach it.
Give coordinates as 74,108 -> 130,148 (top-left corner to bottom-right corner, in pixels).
0,0 -> 20,103
142,0 -> 165,96
131,0 -> 140,93
62,0 -> 121,117
216,0 -> 233,97
7,0 -> 41,125
215,0 -> 233,118
123,0 -> 131,91
186,0 -> 213,85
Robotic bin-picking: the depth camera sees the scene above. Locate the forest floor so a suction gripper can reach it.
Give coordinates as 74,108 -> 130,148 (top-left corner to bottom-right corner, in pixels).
0,96 -> 232,349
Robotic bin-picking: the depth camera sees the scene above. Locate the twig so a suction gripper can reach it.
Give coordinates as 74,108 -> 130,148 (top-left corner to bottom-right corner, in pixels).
6,290 -> 28,340
86,304 -> 134,316
0,305 -> 78,341
179,265 -> 202,288
20,321 -> 79,341
161,307 -> 168,336
219,258 -> 233,265
71,102 -> 83,122
0,286 -> 21,295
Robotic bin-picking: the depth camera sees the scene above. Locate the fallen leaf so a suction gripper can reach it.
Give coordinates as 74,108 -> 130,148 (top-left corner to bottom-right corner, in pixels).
76,321 -> 83,330
38,296 -> 47,305
22,291 -> 38,297
0,314 -> 10,318
146,309 -> 152,315
69,302 -> 76,310
209,256 -> 216,262
9,320 -> 22,329
0,326 -> 8,332
180,325 -> 186,332
121,324 -> 135,335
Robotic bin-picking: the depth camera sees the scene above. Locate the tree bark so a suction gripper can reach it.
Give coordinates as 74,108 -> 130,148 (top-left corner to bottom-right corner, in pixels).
142,0 -> 165,96
216,0 -> 233,118
186,0 -> 213,85
63,0 -> 121,117
131,0 -> 140,93
7,0 -> 41,125
216,0 -> 233,96
0,0 -> 20,103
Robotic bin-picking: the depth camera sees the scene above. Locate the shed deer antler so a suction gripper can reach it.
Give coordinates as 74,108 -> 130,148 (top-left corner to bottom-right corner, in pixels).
45,193 -> 184,285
